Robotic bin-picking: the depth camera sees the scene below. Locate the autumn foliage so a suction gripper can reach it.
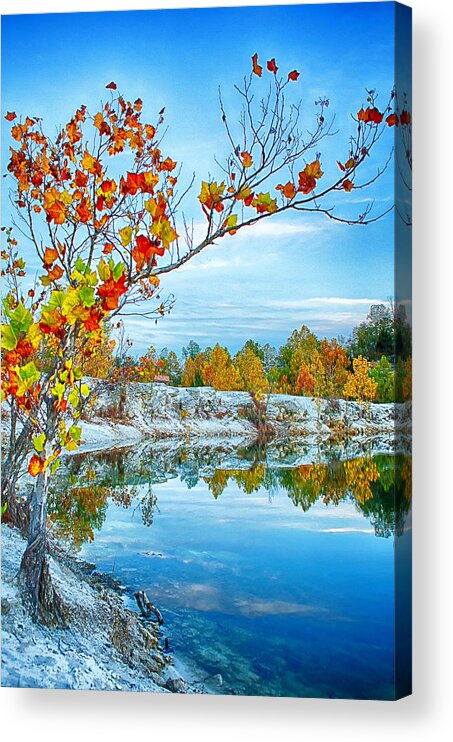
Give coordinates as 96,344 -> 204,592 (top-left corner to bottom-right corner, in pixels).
1,55 -> 406,622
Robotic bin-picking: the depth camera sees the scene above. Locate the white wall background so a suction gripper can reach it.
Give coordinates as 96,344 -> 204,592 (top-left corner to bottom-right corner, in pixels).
1,0 -> 451,739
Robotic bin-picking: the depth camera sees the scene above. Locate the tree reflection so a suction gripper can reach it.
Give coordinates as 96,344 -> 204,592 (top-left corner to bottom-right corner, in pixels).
203,454 -> 411,537
50,447 -> 411,547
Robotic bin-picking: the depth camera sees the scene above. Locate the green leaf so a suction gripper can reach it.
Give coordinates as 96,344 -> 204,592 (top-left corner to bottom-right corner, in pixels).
80,383 -> 90,397
68,424 -> 82,442
16,361 -> 40,384
33,433 -> 46,453
51,381 -> 65,401
74,257 -> 86,274
9,303 -> 33,334
68,388 -> 79,408
112,262 -> 125,282
47,290 -> 65,310
79,286 -> 96,308
1,324 -> 18,350
85,270 -> 99,287
51,459 -> 61,474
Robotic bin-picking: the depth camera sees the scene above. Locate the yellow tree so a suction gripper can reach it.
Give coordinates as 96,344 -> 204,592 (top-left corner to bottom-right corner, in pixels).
201,344 -> 241,391
235,346 -> 269,395
343,355 -> 378,402
181,351 -> 206,387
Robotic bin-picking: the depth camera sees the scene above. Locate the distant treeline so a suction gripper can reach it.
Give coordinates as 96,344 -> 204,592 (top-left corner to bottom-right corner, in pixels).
80,303 -> 412,403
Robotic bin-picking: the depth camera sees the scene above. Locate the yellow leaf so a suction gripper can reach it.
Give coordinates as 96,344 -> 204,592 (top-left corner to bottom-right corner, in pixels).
119,225 -> 133,247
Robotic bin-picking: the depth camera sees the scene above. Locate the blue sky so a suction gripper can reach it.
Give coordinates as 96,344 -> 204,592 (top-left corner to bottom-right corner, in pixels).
1,3 -> 400,354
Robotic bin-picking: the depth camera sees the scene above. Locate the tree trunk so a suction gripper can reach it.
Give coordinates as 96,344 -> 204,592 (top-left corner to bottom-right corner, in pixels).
1,412 -> 36,535
1,455 -> 30,537
19,469 -> 67,627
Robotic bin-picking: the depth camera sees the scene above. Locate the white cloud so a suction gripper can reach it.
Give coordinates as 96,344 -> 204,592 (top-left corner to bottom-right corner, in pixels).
267,297 -> 388,309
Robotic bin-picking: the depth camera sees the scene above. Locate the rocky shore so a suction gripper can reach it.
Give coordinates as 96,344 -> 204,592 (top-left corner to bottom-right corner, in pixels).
79,381 -> 411,452
1,523 -> 203,693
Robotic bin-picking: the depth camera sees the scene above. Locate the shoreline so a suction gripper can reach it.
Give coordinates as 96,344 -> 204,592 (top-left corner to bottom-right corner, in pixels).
1,523 -> 207,693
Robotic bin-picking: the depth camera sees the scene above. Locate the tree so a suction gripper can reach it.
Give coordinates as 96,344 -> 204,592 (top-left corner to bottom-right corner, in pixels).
160,348 -> 182,385
136,346 -> 159,382
294,361 -> 315,396
350,304 -> 394,361
181,340 -> 201,361
310,339 -> 349,399
278,325 -> 319,389
201,344 -> 241,391
343,355 -> 378,402
235,346 -> 269,395
181,351 -> 206,387
369,355 -> 395,403
2,55 -> 395,623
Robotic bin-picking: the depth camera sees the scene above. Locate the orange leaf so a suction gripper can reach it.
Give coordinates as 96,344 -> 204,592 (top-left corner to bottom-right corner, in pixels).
28,455 -> 45,477
267,58 -> 278,74
43,247 -> 59,266
47,265 -> 64,282
76,200 -> 91,223
305,160 -> 323,180
103,242 -> 114,255
276,182 -> 296,200
132,235 -> 165,270
298,172 -> 315,195
84,308 -> 103,332
5,111 -> 17,121
342,179 -> 354,192
252,53 -> 263,77
160,157 -> 177,173
97,274 -> 127,311
241,151 -> 253,168
288,70 -> 300,81
46,200 -> 66,225
81,150 -> 101,175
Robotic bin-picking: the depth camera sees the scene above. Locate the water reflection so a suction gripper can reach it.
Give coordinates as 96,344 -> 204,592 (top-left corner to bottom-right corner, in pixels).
51,440 -> 412,699
49,443 -> 411,546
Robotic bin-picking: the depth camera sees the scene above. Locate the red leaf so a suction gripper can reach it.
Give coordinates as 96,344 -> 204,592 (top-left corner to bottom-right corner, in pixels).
106,81 -> 117,90
267,58 -> 278,74
252,53 -> 263,77
288,70 -> 300,81
386,113 -> 399,127
400,109 -> 411,126
358,107 -> 383,125
5,111 -> 17,121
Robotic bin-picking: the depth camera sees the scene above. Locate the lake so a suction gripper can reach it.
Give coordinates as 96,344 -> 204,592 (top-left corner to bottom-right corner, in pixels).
50,441 -> 411,699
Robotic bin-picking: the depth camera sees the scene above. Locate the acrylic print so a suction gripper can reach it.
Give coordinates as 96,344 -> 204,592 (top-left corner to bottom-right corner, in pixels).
1,2 -> 412,699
